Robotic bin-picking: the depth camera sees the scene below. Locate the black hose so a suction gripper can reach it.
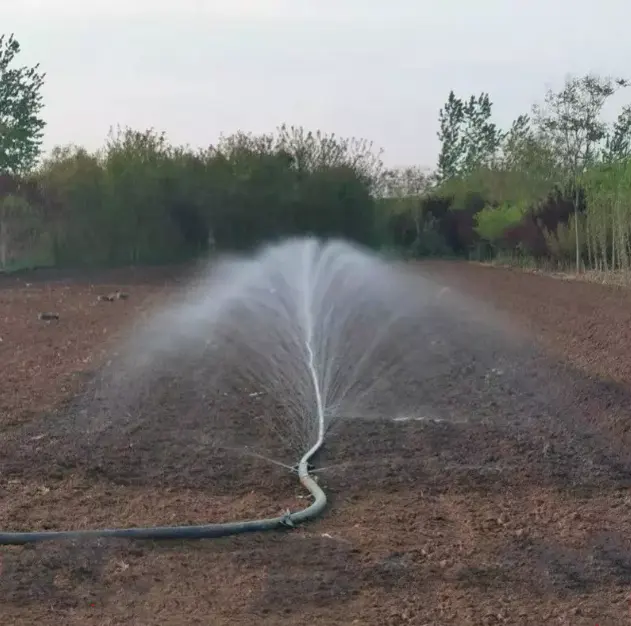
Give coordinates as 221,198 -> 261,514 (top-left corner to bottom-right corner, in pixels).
0,447 -> 327,545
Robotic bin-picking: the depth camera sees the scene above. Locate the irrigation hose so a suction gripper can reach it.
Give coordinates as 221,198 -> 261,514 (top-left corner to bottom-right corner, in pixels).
0,446 -> 327,546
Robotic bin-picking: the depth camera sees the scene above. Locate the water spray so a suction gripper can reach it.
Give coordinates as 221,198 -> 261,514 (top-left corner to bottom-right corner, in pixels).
0,237 -> 429,545
0,314 -> 329,544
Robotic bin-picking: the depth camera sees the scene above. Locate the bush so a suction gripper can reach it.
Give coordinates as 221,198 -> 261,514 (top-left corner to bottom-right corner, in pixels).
5,125 -> 386,268
474,203 -> 523,245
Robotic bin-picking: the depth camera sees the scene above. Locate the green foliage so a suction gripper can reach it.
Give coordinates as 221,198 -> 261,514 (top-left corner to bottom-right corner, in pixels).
0,192 -> 38,269
0,34 -> 46,174
437,91 -> 465,181
544,216 -> 581,264
28,125 -> 383,266
603,106 -> 631,162
582,160 -> 631,270
532,74 -> 629,270
5,34 -> 631,275
38,145 -> 108,264
421,73 -> 631,273
410,220 -> 453,257
437,91 -> 504,182
474,203 -> 523,243
533,74 -> 628,171
501,117 -> 560,199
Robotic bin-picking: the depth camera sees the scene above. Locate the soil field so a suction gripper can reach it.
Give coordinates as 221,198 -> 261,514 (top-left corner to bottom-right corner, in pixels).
2,261 -> 631,625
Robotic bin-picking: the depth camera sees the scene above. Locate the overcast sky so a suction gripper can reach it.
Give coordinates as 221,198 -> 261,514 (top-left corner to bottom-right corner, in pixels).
4,0 -> 631,168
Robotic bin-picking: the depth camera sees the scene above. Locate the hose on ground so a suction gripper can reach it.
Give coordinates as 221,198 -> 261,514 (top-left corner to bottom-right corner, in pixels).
0,446 -> 327,545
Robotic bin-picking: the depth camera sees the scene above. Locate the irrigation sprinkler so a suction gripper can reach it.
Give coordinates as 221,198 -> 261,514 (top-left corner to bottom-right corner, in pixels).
0,237 -> 433,545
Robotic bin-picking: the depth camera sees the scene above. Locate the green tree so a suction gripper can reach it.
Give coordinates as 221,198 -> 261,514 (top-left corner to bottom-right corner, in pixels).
38,145 -> 106,264
437,91 -> 465,181
437,91 -> 504,181
382,166 -> 429,248
274,124 -> 385,193
461,93 -> 504,173
533,73 -> 628,271
474,202 -> 524,247
0,34 -> 46,174
603,105 -> 631,162
499,114 -> 559,204
502,115 -> 533,168
209,127 -> 381,250
0,192 -> 26,268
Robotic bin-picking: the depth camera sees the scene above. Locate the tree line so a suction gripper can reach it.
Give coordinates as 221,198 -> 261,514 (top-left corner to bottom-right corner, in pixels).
2,32 -> 631,272
420,74 -> 631,273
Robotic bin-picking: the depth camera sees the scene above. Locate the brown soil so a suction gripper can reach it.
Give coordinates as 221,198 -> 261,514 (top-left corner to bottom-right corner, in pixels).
2,261 -> 631,625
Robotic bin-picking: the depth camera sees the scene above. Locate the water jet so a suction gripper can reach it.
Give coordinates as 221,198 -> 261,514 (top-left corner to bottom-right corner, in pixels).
0,237 -> 434,545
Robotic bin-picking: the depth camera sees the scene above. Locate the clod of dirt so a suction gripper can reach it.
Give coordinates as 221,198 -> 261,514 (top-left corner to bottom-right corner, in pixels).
97,291 -> 129,302
37,312 -> 59,321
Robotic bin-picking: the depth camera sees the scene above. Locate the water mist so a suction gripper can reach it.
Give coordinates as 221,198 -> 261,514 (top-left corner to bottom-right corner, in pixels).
0,236 -> 440,544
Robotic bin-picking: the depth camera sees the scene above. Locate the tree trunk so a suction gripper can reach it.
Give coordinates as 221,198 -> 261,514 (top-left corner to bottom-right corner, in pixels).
585,217 -> 592,270
0,216 -> 7,270
574,186 -> 581,274
414,208 -> 421,243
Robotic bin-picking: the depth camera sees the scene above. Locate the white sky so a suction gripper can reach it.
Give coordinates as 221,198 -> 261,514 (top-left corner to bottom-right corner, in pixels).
3,0 -> 631,167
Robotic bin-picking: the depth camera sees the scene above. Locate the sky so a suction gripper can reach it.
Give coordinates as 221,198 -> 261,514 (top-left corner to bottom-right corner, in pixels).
4,0 -> 631,168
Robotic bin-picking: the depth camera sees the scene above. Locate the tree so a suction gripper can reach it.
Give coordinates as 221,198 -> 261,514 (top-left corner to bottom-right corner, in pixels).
382,166 -> 429,198
38,145 -> 107,264
461,93 -> 504,173
381,166 -> 430,247
437,91 -> 465,181
0,35 -> 46,270
0,34 -> 46,175
274,124 -> 385,193
437,91 -> 504,182
533,73 -> 628,272
603,105 -> 631,162
502,114 -> 533,168
499,114 -> 559,204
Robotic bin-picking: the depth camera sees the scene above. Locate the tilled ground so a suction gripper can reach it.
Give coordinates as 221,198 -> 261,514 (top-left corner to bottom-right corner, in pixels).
2,261 -> 631,625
